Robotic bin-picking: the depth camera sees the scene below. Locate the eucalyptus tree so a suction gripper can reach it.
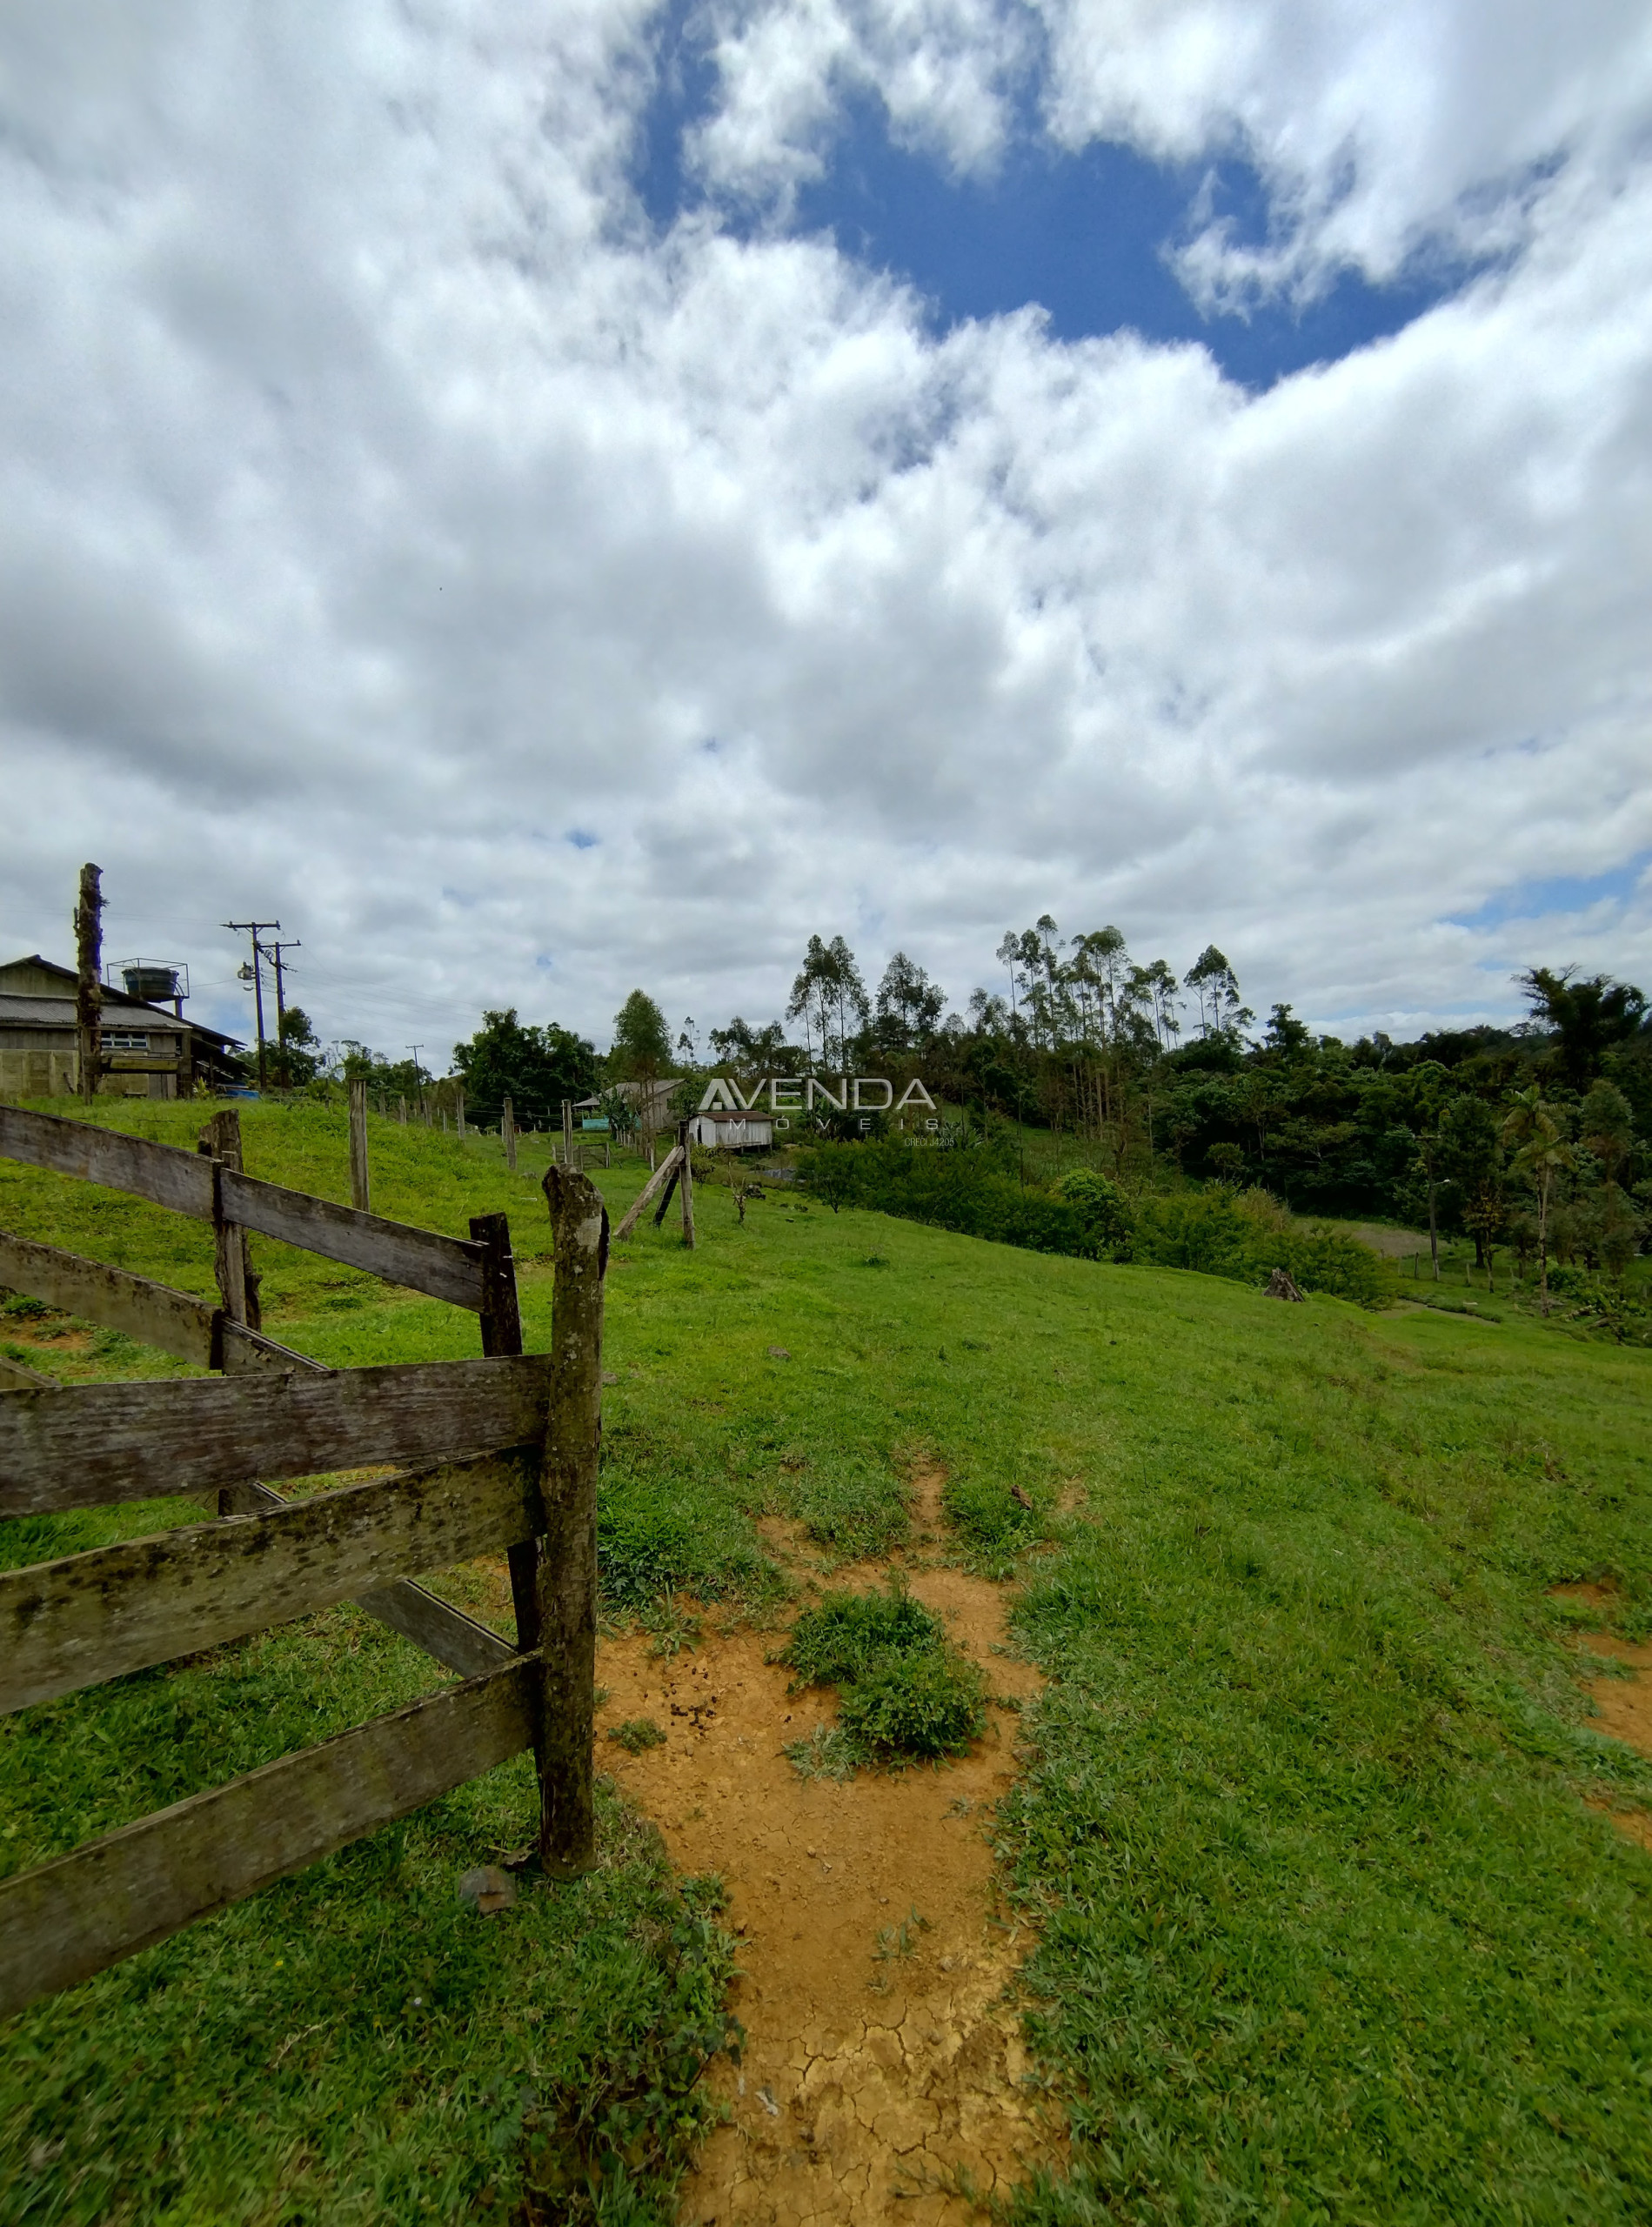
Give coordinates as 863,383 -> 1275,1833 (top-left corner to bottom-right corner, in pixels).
787,935 -> 834,1068
1184,946 -> 1253,1040
826,935 -> 870,1067
874,951 -> 946,1054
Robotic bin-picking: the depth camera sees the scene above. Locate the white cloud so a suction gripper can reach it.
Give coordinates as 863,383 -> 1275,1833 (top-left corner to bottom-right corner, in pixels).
1,0 -> 1650,1065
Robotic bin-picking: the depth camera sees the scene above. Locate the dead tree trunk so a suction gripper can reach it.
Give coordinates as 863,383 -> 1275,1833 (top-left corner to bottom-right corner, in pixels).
536,1167 -> 607,1878
348,1078 -> 371,1214
74,864 -> 103,1105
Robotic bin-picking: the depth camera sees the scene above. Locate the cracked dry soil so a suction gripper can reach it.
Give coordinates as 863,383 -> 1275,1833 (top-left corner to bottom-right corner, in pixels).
595,1473 -> 1062,2224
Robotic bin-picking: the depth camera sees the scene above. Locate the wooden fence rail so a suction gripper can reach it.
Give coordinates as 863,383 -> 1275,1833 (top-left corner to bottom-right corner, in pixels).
0,1449 -> 540,1714
0,1655 -> 538,2013
0,1100 -> 609,2019
0,1104 -> 488,1309
0,1230 -> 324,1377
0,1354 -> 552,1515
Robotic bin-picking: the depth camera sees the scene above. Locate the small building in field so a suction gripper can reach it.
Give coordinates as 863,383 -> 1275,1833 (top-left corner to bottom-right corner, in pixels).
0,954 -> 244,1100
689,1108 -> 775,1152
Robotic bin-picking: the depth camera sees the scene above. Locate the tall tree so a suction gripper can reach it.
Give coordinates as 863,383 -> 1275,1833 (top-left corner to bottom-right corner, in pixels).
1184,946 -> 1252,1040
1519,967 -> 1647,1093
787,935 -> 835,1067
1579,1080 -> 1639,1277
451,1009 -> 599,1122
1502,1085 -> 1571,1314
609,990 -> 672,1079
826,935 -> 870,1067
874,951 -> 946,1053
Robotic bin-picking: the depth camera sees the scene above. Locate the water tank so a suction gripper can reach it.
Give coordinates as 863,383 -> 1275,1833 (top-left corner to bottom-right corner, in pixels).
122,965 -> 181,1004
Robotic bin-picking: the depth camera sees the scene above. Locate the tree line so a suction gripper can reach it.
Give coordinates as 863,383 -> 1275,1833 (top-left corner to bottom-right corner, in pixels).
301,919 -> 1652,1301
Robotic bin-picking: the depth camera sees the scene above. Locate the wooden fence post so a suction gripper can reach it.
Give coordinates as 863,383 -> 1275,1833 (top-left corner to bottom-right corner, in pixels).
348,1078 -> 371,1214
679,1121 -> 696,1249
456,1087 -> 465,1140
469,1211 -> 538,1655
398,1095 -> 407,1126
197,1110 -> 259,1331
561,1098 -> 575,1171
74,863 -> 103,1105
503,1094 -> 517,1173
536,1167 -> 606,1878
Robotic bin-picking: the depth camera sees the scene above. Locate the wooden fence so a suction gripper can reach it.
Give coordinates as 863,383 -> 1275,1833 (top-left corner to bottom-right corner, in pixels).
0,1101 -> 607,2018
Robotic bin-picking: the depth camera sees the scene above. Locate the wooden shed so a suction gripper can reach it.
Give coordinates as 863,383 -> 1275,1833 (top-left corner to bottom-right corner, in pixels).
688,1108 -> 775,1152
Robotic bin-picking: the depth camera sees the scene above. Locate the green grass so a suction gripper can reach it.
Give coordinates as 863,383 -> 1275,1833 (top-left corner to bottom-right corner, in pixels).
3,1099 -> 1652,2221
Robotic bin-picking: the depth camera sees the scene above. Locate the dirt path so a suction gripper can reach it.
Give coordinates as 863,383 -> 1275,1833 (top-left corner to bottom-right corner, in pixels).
1552,1583 -> 1652,1851
595,1471 -> 1062,2224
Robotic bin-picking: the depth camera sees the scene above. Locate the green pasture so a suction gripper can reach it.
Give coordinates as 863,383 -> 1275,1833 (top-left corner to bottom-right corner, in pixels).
2,1100 -> 1650,2224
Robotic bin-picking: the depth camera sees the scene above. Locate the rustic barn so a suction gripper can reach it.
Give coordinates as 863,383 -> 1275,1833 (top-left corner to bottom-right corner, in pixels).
0,955 -> 243,1100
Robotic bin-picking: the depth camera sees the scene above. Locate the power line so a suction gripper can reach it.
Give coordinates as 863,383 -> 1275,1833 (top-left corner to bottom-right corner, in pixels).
267,939 -> 302,1087
224,920 -> 280,1088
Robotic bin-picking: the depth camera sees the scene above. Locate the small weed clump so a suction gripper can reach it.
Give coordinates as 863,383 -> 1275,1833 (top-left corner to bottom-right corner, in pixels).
779,1581 -> 987,1765
606,1717 -> 666,1753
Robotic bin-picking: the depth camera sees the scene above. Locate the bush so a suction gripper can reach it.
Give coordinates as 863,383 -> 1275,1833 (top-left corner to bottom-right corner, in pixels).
838,1648 -> 987,1760
796,1143 -> 1386,1301
778,1579 -> 987,1765
780,1581 -> 945,1687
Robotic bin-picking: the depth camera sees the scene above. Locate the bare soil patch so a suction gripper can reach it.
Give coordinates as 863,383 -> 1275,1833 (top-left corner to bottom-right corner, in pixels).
596,1468 -> 1060,2224
1552,1586 -> 1652,1849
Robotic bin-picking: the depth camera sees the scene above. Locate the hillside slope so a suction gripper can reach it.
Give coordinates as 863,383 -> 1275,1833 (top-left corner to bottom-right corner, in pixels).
3,1100 -> 1650,2224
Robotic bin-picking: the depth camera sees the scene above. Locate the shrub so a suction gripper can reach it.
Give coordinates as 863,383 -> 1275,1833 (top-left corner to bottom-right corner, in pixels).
797,1142 -> 1386,1301
838,1648 -> 987,1760
778,1579 -> 987,1765
780,1581 -> 945,1688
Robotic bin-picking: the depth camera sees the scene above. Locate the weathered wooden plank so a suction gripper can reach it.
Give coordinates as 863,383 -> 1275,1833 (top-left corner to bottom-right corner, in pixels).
0,1354 -> 551,1515
199,1109 -> 257,1328
0,1229 -> 215,1366
218,1170 -> 485,1310
536,1167 -> 607,1879
352,1578 -> 517,1678
0,1450 -> 539,1714
217,1480 -> 518,1679
0,1229 -> 326,1379
0,1104 -> 214,1220
0,1657 -> 537,2016
0,1354 -> 56,1392
217,1321 -> 331,1376
612,1145 -> 682,1241
348,1076 -> 371,1213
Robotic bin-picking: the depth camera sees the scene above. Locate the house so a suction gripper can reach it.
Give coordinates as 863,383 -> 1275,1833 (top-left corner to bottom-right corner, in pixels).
0,955 -> 244,1100
607,1077 -> 682,1132
689,1107 -> 775,1152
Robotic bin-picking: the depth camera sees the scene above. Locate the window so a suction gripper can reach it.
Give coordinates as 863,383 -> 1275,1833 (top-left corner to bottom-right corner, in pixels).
104,1033 -> 150,1051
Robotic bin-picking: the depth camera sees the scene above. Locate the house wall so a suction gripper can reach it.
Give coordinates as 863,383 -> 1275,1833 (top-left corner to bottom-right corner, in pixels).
0,1046 -> 178,1100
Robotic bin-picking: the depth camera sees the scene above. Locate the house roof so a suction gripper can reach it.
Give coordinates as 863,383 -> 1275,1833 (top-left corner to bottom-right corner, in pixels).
0,994 -> 189,1029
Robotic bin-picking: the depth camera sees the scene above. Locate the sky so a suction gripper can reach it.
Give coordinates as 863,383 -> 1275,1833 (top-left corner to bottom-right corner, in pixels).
3,0 -> 1651,1065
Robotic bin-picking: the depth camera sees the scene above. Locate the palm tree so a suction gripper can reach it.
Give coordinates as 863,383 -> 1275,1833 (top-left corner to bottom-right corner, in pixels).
1502,1086 -> 1570,1314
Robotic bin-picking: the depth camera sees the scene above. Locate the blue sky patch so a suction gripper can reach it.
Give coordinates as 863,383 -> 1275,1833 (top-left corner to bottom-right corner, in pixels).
565,829 -> 599,850
1449,853 -> 1650,933
634,23 -> 1470,388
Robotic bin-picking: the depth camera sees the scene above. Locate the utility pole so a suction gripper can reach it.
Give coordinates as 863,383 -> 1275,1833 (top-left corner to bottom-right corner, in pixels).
405,1046 -> 425,1121
74,863 -> 104,1104
226,920 -> 280,1089
267,939 -> 301,1087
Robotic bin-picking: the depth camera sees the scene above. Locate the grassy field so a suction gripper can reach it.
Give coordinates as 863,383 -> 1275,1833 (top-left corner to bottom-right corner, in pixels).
3,1100 -> 1651,2224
